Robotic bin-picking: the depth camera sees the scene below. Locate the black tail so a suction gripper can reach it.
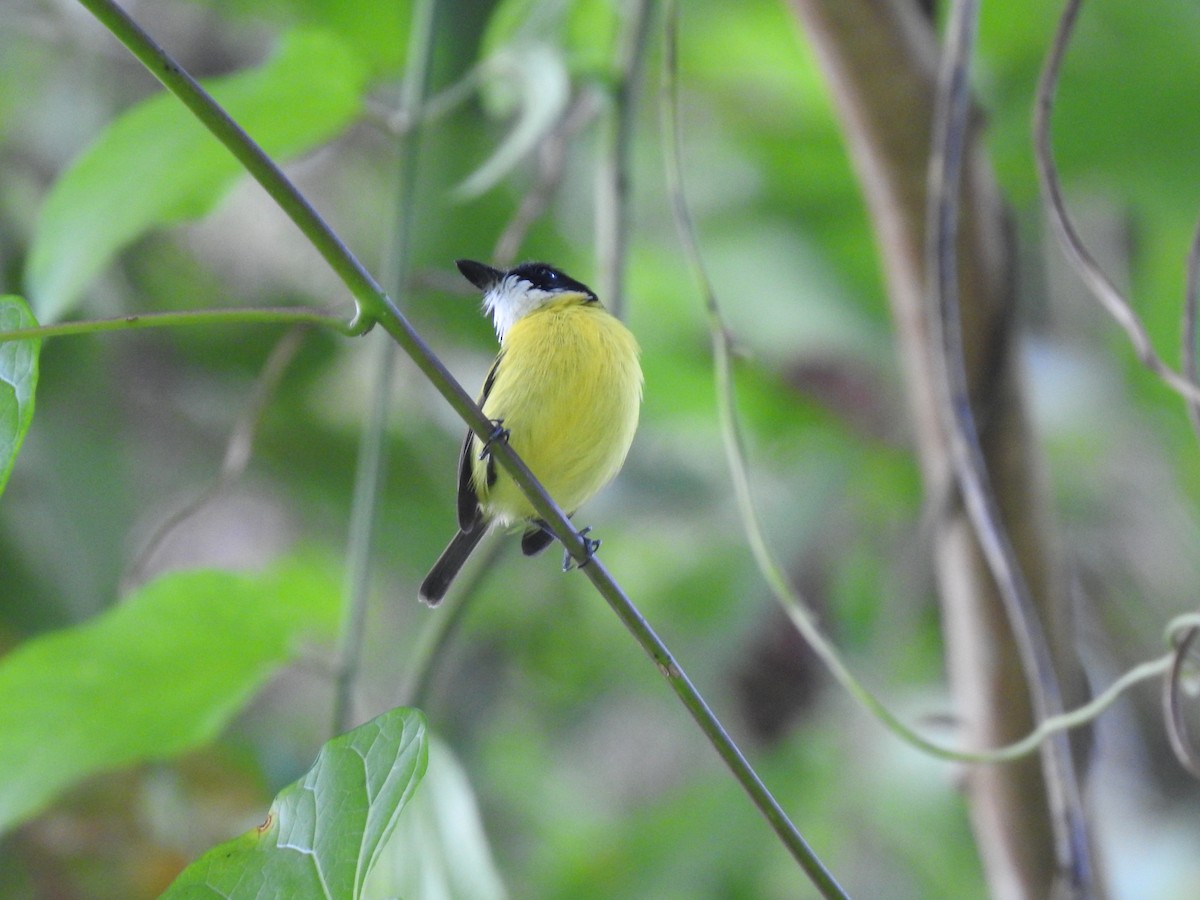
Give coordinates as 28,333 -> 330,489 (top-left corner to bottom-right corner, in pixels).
419,526 -> 488,606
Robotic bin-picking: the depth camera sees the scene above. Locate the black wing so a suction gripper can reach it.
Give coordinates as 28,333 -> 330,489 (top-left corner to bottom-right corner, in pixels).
456,351 -> 505,531
455,427 -> 481,531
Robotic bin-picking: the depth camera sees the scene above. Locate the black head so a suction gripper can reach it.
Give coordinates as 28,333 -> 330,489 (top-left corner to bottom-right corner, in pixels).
507,262 -> 596,299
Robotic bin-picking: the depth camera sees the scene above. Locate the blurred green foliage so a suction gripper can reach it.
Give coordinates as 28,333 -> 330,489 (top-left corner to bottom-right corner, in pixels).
1,0 -> 1200,897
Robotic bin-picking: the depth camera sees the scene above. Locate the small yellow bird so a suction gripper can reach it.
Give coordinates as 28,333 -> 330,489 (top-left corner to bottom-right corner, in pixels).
419,259 -> 643,606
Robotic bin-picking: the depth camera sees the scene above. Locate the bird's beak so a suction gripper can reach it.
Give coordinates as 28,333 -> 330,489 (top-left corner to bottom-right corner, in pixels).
456,259 -> 503,291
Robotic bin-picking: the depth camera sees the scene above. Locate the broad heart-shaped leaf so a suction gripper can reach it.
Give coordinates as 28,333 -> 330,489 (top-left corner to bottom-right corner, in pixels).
0,557 -> 341,833
0,296 -> 40,498
25,27 -> 368,323
163,707 -> 428,900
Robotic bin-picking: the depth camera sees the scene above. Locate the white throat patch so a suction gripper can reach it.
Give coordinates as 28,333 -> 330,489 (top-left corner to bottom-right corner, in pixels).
483,274 -> 558,341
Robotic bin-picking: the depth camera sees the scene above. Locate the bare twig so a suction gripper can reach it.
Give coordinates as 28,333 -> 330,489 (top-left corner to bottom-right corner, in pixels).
333,0 -> 438,737
931,1 -> 1094,891
667,0 -> 1155,783
120,327 -> 309,594
367,64 -> 483,137
651,11 -> 846,896
1035,0 -> 1200,409
399,538 -> 506,709
1165,622 -> 1200,779
785,0 -> 1095,891
493,88 -> 603,266
596,0 -> 655,318
0,306 -> 353,344
1182,219 -> 1200,440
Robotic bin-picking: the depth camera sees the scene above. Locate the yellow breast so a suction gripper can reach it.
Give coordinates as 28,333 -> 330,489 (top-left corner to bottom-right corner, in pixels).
471,297 -> 642,525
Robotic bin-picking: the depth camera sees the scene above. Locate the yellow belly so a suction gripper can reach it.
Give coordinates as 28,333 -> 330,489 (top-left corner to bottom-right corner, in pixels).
471,299 -> 642,525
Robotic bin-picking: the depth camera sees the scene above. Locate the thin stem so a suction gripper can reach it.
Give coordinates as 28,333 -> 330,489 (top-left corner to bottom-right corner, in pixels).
597,0 -> 655,318
333,0 -> 439,737
121,327 -> 309,595
659,5 -> 845,897
931,0 -> 1093,889
578,557 -> 848,899
1034,0 -> 1200,409
493,88 -> 603,267
0,306 -> 353,343
400,539 -> 507,708
1182,218 -> 1200,440
332,334 -> 395,735
1165,629 -> 1200,778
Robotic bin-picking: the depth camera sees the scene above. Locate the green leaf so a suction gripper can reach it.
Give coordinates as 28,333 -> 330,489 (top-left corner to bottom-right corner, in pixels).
25,28 -> 368,323
163,707 -> 429,900
564,0 -> 619,77
0,296 -> 40,499
363,736 -> 507,900
0,557 -> 341,833
286,0 -> 412,75
195,0 -> 412,75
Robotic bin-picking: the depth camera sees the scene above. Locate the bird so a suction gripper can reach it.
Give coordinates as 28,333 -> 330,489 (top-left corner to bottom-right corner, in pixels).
419,259 -> 643,606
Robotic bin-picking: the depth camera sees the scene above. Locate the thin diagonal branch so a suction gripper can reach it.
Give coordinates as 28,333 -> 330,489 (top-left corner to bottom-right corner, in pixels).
120,327 -> 309,595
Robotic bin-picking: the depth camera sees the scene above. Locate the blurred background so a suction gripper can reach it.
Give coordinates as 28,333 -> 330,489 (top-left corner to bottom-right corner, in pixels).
2,0 -> 1200,896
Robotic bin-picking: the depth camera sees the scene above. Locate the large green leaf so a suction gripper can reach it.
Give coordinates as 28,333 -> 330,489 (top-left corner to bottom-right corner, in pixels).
25,28 -> 368,323
0,557 -> 341,833
0,296 -> 39,499
363,736 -> 507,900
163,707 -> 428,900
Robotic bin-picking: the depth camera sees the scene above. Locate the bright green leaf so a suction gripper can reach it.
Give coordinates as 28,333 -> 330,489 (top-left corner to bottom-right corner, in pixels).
287,0 -> 411,75
565,0 -> 619,77
0,296 -> 40,499
163,707 -> 429,900
0,557 -> 341,833
195,0 -> 412,75
363,736 -> 507,900
25,28 -> 368,323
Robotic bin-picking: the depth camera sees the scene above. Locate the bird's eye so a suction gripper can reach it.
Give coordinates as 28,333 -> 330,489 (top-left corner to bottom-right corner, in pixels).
511,262 -> 574,292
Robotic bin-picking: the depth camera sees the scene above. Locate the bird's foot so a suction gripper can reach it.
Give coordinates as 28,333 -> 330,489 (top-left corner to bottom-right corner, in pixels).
562,527 -> 601,572
478,419 -> 509,460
